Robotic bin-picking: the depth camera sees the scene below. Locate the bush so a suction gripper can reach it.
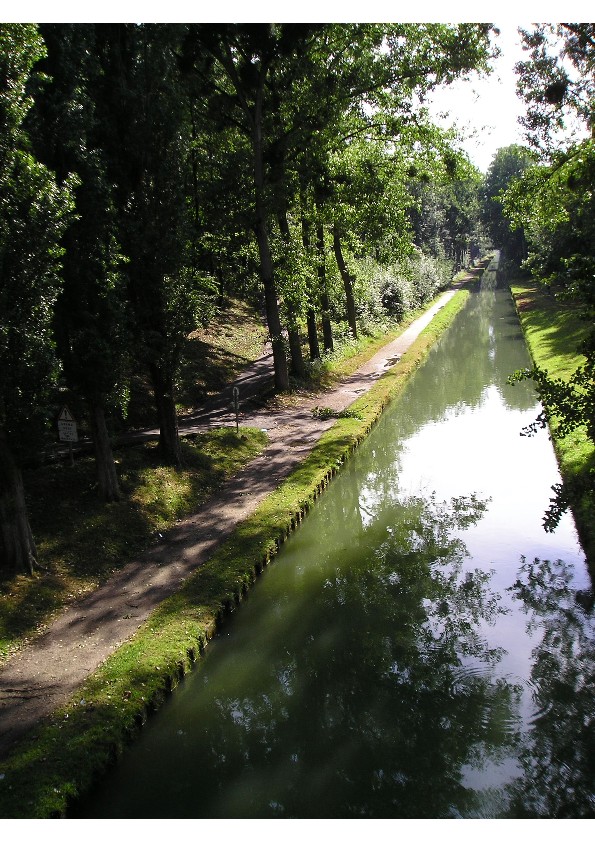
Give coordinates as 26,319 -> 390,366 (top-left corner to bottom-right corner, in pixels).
324,250 -> 456,336
357,252 -> 455,323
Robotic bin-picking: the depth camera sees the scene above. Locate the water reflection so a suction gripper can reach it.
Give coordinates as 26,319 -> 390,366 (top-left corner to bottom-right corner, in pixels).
73,273 -> 591,819
505,557 -> 595,817
398,284 -> 537,441
75,493 -> 521,819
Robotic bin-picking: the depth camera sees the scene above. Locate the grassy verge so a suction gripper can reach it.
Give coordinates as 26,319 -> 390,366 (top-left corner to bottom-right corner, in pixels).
0,429 -> 268,663
510,281 -> 595,565
0,283 -> 474,818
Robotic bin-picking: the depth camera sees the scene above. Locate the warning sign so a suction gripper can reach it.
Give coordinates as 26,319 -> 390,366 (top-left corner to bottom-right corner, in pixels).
57,406 -> 78,442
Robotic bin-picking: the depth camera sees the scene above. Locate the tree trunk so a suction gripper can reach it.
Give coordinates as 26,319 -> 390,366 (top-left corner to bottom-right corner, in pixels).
306,309 -> 320,361
0,427 -> 37,576
333,226 -> 358,340
89,400 -> 121,502
252,71 -> 289,391
256,218 -> 290,391
149,363 -> 182,466
278,209 -> 306,379
316,222 -> 333,352
301,214 -> 321,361
287,319 -> 306,378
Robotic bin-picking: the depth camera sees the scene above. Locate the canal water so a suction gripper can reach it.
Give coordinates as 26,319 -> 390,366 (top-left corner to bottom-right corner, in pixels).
74,261 -> 594,819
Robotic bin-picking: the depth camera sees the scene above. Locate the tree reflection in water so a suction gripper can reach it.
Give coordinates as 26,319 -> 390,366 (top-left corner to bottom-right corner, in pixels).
505,556 -> 595,818
175,492 -> 520,819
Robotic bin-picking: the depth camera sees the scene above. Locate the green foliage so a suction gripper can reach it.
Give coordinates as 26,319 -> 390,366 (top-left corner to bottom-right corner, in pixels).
481,144 -> 535,264
24,25 -> 131,426
328,131 -> 414,263
408,132 -> 484,266
0,25 -> 75,459
503,141 -> 595,312
510,362 -> 594,444
355,253 -> 455,324
516,24 -> 595,155
181,23 -> 494,381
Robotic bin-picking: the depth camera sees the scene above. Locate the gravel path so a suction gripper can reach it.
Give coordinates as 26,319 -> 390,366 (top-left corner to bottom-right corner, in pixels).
0,290 -> 457,760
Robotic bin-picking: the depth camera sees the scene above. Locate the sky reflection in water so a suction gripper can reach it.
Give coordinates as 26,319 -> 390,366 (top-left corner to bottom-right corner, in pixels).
74,279 -> 593,819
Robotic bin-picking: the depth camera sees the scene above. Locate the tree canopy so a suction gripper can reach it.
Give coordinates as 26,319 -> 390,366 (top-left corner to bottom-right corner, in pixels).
0,24 -> 74,573
0,22 -> 495,576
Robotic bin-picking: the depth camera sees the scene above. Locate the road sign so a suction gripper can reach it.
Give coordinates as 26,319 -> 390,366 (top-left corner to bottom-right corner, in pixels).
57,406 -> 78,443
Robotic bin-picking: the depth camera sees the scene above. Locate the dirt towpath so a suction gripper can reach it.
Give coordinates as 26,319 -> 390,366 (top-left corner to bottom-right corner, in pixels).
0,289 -> 459,760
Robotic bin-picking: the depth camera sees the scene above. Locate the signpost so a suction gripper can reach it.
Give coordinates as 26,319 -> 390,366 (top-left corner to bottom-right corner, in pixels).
57,405 -> 78,466
232,386 -> 240,434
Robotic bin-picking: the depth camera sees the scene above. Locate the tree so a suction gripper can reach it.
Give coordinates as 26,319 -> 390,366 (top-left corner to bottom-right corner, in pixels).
327,129 -> 412,338
481,144 -> 535,266
0,24 -> 74,574
96,23 -> 214,466
28,23 -> 130,501
516,24 -> 595,155
502,24 -> 595,533
182,23 -> 495,388
182,24 -> 332,390
293,24 -> 495,341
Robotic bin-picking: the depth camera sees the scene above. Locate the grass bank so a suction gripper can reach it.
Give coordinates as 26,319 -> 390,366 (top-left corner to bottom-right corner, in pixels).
0,291 -> 465,664
0,283 -> 475,818
510,281 -> 594,565
0,429 -> 268,663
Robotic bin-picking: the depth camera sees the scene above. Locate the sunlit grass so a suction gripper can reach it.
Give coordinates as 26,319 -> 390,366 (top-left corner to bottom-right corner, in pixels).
178,299 -> 269,412
510,281 -> 594,563
0,428 -> 267,662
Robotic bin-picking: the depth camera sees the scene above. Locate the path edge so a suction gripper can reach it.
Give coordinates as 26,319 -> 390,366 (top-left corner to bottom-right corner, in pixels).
0,282 -> 477,819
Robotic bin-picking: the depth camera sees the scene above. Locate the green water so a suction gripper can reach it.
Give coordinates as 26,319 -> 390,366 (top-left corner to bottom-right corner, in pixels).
74,267 -> 593,818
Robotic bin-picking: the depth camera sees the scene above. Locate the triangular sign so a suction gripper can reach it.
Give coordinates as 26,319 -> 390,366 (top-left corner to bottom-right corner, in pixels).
58,405 -> 75,422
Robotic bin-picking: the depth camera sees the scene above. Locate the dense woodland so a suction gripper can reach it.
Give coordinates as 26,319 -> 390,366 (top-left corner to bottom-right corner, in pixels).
0,22 -> 593,577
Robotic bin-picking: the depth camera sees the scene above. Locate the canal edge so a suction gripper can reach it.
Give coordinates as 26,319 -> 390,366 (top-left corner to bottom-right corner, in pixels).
0,265 -> 486,819
508,280 -> 594,569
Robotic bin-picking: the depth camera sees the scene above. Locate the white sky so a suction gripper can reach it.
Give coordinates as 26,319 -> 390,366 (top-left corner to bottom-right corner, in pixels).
3,2 -> 593,174
425,24 -> 529,173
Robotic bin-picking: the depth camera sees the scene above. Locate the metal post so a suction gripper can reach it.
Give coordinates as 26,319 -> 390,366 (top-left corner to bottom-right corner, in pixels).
232,386 -> 240,434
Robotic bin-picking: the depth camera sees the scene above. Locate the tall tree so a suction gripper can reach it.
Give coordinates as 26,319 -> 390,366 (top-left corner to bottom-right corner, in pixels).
503,24 -> 595,532
481,144 -> 535,266
28,23 -> 130,501
96,23 -> 213,466
182,23 -> 495,389
181,25 -> 318,390
0,24 -> 74,574
327,128 -> 415,338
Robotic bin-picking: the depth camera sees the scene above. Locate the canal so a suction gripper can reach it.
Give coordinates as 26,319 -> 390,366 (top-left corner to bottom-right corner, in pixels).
73,259 -> 593,818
